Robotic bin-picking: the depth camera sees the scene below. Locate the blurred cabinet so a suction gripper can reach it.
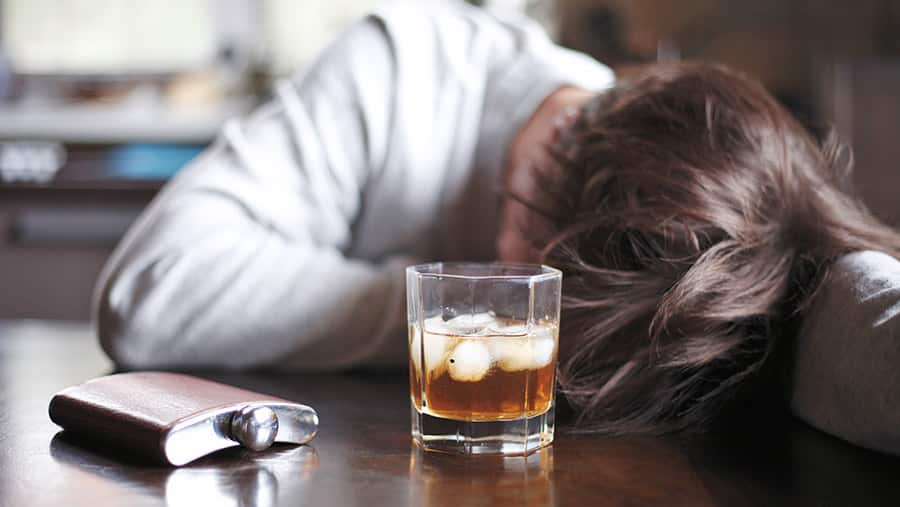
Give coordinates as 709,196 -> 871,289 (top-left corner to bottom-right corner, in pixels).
0,186 -> 156,320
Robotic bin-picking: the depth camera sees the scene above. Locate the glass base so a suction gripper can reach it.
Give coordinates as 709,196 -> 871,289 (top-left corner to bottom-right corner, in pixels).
411,402 -> 554,456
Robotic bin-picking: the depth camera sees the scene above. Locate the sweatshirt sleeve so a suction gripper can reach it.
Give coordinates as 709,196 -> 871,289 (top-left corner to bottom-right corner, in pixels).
95,18 -> 409,371
790,251 -> 900,456
94,0 -> 613,371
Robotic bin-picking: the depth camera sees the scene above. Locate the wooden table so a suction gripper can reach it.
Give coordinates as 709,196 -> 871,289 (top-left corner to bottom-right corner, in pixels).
2,321 -> 899,506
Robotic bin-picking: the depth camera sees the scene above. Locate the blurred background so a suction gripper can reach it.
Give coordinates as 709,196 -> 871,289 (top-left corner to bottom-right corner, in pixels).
0,0 -> 898,320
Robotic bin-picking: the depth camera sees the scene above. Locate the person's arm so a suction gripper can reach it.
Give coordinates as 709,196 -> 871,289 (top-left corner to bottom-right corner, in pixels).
790,251 -> 900,455
96,17 -> 415,370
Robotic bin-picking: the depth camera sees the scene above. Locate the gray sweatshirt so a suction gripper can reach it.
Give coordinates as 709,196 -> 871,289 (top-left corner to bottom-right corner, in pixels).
94,0 -> 614,370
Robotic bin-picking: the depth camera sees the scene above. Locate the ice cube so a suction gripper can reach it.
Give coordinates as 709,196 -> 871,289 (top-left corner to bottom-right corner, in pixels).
445,312 -> 496,335
447,312 -> 495,327
490,333 -> 556,372
410,317 -> 458,377
530,337 -> 555,368
447,340 -> 492,382
489,323 -> 528,336
424,315 -> 454,334
423,331 -> 456,376
530,324 -> 557,368
489,338 -> 533,371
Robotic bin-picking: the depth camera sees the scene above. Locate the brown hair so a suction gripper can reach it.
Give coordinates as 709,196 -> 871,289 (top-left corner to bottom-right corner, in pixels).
533,62 -> 900,434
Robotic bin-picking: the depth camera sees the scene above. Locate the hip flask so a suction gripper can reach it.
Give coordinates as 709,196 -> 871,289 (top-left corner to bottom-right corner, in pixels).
49,372 -> 319,466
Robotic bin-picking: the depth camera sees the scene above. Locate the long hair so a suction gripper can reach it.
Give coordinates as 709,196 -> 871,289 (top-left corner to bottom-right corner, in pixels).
533,62 -> 900,434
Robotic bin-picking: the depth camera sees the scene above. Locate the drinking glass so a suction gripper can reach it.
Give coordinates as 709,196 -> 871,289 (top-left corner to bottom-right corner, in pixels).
406,263 -> 561,455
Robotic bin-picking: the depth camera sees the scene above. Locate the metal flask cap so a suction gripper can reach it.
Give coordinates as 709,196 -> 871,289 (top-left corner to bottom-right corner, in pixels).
230,405 -> 280,451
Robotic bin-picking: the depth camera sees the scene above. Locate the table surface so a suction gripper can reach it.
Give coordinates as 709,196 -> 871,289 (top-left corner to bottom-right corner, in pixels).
2,321 -> 899,507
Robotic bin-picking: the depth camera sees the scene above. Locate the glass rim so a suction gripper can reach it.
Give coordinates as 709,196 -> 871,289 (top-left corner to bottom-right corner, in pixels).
406,262 -> 562,282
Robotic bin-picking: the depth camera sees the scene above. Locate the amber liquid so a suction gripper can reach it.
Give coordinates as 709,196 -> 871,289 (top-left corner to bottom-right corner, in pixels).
409,323 -> 557,422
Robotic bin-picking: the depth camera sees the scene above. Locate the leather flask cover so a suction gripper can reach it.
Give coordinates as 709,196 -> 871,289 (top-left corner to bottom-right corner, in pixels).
48,372 -> 319,466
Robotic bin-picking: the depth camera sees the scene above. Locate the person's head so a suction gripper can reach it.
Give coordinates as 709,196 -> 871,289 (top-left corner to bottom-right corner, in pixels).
499,62 -> 900,434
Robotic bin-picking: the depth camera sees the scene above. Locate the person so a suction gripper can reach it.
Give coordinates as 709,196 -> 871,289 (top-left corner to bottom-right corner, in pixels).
96,0 -> 613,371
95,0 -> 900,449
